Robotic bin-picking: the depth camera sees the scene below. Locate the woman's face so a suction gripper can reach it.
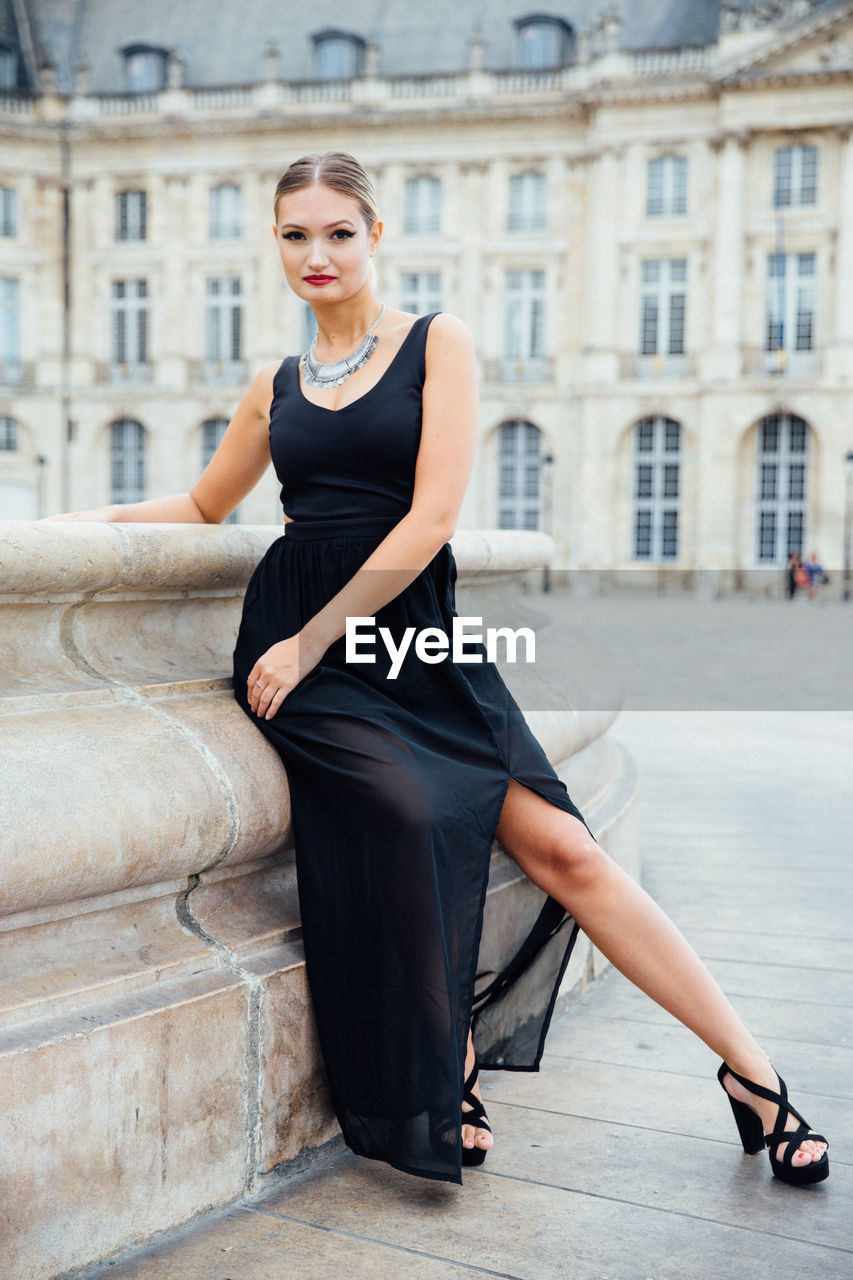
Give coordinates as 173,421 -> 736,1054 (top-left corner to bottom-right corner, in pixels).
273,183 -> 382,302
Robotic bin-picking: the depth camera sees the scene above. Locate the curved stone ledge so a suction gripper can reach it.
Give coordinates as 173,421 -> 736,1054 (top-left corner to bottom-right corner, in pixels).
0,521 -> 637,1280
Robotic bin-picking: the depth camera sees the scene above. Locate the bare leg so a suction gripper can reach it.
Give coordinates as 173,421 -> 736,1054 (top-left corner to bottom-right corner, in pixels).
491,779 -> 826,1166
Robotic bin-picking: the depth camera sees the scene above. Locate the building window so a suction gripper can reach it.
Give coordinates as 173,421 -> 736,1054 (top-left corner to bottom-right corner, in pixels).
508,171 -> 547,232
0,44 -> 17,90
632,417 -> 681,561
111,279 -> 149,370
400,272 -> 442,315
403,176 -> 441,236
498,420 -> 541,530
505,269 -> 545,360
646,155 -> 688,217
640,259 -> 687,356
514,17 -> 574,69
205,276 -> 243,365
766,251 -> 815,357
111,419 -> 146,504
201,418 -> 239,523
0,415 -> 17,449
755,413 -> 808,563
312,30 -> 365,79
115,190 -> 147,242
122,45 -> 169,93
0,187 -> 17,237
209,183 -> 242,240
773,144 -> 818,208
0,276 -> 21,376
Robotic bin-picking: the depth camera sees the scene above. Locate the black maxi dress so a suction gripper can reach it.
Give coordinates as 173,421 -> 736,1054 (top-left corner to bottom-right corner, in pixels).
231,311 -> 599,1185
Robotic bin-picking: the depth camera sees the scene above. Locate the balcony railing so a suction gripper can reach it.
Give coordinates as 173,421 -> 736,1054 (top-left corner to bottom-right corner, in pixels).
743,346 -> 820,378
189,358 -> 248,386
483,356 -> 554,384
620,352 -> 696,380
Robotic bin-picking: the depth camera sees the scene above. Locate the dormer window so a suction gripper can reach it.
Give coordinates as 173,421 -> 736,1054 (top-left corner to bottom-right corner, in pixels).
312,29 -> 365,80
121,44 -> 169,92
0,43 -> 17,90
514,15 -> 575,69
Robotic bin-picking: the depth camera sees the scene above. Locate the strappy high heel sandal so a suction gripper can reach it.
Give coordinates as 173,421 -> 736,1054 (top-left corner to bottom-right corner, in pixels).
460,1058 -> 492,1167
717,1061 -> 829,1187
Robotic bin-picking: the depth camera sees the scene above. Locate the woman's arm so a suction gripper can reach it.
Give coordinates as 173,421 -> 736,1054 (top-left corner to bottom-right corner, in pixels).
248,312 -> 480,718
40,364 -> 277,523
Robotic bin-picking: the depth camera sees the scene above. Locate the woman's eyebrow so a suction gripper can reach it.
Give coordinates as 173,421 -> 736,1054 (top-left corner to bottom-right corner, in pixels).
279,220 -> 357,230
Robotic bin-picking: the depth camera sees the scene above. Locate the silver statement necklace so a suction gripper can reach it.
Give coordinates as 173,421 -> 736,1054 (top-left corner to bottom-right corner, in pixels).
300,302 -> 387,388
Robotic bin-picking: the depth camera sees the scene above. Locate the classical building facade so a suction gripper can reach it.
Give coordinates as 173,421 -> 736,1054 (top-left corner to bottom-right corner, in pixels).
0,0 -> 851,575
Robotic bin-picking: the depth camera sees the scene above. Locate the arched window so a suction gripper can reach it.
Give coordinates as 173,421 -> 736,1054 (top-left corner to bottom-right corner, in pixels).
498,420 -> 541,530
773,144 -> 818,208
111,419 -> 146,504
632,416 -> 681,560
0,415 -> 18,449
755,412 -> 808,563
514,16 -> 575,69
403,176 -> 442,236
312,30 -> 365,79
201,418 -> 239,523
646,155 -> 688,218
508,171 -> 547,232
121,44 -> 169,93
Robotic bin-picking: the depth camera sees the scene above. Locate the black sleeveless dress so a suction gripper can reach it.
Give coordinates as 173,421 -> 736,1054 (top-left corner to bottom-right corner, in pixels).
231,312 -> 597,1184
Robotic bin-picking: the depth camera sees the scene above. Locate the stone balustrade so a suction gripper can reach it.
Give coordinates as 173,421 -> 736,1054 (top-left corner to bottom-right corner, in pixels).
0,521 -> 637,1280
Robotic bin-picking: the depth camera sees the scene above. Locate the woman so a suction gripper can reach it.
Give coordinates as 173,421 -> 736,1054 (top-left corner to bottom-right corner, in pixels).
44,151 -> 828,1189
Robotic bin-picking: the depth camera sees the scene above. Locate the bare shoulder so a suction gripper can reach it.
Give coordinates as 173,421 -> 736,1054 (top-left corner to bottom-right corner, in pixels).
424,312 -> 475,368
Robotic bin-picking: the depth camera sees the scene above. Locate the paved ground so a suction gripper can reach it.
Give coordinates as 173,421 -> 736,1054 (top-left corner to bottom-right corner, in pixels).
70,589 -> 853,1280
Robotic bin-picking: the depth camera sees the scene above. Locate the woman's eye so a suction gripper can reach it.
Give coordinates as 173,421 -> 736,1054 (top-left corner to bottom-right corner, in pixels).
281,229 -> 354,241
332,229 -> 354,239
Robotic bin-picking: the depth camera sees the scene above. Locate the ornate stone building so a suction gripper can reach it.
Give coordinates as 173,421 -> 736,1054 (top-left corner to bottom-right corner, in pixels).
0,0 -> 851,575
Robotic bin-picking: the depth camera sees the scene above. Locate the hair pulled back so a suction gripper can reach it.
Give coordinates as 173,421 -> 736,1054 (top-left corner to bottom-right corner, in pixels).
273,151 -> 379,232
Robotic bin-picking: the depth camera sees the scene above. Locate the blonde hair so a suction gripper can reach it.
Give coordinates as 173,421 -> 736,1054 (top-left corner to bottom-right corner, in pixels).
273,151 -> 380,287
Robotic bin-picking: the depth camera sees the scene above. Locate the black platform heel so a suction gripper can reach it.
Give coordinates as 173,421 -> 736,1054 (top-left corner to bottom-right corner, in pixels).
460,1059 -> 492,1167
717,1061 -> 829,1187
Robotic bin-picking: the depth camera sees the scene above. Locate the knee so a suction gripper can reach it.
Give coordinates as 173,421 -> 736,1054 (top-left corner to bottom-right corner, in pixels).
543,826 -> 606,891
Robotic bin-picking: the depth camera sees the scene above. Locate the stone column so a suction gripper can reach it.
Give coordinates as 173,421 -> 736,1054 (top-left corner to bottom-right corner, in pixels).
827,124 -> 853,377
702,130 -> 749,380
581,145 -> 621,383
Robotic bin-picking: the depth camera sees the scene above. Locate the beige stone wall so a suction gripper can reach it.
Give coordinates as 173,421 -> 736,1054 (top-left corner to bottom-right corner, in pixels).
0,522 -> 637,1279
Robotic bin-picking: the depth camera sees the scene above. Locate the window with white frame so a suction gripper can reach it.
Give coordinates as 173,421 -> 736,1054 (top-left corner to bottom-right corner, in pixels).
115,190 -> 147,242
205,276 -> 243,364
122,46 -> 168,92
0,415 -> 17,449
312,31 -> 364,79
646,155 -> 688,217
632,417 -> 681,561
0,276 -> 20,373
498,420 -> 541,530
209,183 -> 242,240
508,171 -> 547,232
111,279 -> 149,368
0,45 -> 16,90
773,144 -> 818,208
0,187 -> 17,237
403,176 -> 441,236
201,418 -> 239,523
755,413 -> 808,563
766,251 -> 815,355
111,419 -> 146,504
505,270 -> 545,360
640,259 -> 686,356
400,272 -> 442,315
515,17 -> 573,69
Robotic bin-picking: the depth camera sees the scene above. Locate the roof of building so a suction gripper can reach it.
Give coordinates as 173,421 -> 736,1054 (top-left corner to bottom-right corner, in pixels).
6,0 -> 851,94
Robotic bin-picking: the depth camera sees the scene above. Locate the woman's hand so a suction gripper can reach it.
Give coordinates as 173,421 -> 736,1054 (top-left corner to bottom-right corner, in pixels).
247,632 -> 324,720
